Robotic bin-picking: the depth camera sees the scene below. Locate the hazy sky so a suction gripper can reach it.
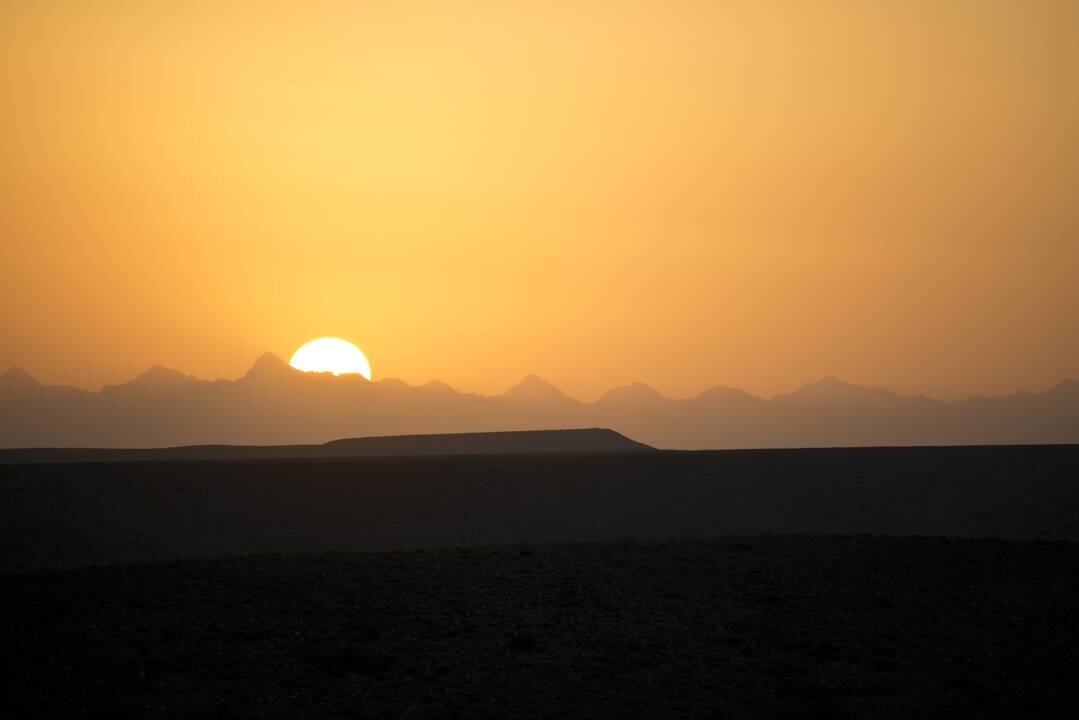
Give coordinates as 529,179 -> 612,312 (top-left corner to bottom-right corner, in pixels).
2,1 -> 1077,400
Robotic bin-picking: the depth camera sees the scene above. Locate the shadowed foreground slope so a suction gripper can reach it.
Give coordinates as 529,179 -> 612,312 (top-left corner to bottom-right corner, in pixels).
2,445 -> 1077,572
2,536 -> 1076,719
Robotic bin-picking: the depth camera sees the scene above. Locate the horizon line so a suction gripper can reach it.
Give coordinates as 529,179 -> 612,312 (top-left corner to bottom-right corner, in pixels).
3,352 -> 1076,406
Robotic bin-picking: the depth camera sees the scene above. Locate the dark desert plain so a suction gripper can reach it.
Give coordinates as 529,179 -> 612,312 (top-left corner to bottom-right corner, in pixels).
4,0 -> 1079,718
3,438 -> 1079,718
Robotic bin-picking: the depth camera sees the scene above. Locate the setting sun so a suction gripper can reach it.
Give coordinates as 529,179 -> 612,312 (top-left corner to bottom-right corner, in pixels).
289,338 -> 372,379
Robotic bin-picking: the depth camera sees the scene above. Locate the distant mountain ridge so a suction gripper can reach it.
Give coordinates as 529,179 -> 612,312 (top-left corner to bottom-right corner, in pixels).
1,355 -> 1077,449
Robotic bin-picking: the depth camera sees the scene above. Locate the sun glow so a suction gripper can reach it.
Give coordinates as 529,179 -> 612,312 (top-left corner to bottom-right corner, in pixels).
289,338 -> 372,379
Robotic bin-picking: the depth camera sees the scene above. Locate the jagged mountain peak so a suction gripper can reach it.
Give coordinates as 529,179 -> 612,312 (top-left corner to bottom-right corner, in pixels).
241,352 -> 299,382
502,374 -> 571,402
1052,379 -> 1079,395
101,364 -> 202,395
133,364 -> 198,385
251,351 -> 290,370
804,376 -> 858,390
0,366 -> 40,389
693,385 -> 765,404
775,377 -> 897,405
419,379 -> 457,394
596,382 -> 666,406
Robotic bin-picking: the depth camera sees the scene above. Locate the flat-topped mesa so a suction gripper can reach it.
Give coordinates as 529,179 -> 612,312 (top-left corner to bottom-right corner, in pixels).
0,428 -> 655,464
321,428 -> 652,457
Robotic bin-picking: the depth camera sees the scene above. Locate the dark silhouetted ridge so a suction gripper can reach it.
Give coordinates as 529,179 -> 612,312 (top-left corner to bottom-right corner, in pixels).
322,428 -> 649,457
0,428 -> 653,463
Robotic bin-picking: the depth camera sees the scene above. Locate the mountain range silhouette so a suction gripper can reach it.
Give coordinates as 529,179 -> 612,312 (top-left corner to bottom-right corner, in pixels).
2,353 -> 1078,448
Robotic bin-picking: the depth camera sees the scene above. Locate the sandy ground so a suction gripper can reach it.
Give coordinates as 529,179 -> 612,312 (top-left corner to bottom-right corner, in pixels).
2,535 -> 1077,719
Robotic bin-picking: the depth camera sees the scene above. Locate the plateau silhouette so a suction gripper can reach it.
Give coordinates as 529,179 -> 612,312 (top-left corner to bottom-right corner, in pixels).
0,428 -> 651,464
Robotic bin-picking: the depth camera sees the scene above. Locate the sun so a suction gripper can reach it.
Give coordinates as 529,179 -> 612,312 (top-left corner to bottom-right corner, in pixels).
289,337 -> 372,379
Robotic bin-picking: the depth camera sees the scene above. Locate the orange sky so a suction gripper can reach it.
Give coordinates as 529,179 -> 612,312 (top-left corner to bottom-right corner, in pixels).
2,1 -> 1077,401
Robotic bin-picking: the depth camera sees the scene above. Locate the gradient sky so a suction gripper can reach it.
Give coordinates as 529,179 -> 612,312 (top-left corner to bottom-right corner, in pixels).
2,1 -> 1077,400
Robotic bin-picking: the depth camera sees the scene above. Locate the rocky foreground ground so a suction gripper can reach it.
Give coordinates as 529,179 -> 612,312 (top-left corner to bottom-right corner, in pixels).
2,534 -> 1077,719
